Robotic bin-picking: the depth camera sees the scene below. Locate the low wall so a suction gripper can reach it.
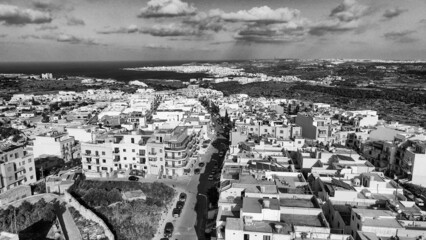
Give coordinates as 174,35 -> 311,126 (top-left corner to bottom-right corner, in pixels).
64,191 -> 115,240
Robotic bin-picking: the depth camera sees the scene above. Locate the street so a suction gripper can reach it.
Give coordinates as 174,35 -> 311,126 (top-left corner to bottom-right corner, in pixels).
152,138 -> 219,240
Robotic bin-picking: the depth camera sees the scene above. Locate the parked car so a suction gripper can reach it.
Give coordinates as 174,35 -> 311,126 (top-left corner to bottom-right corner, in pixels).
128,176 -> 139,181
172,208 -> 181,218
194,168 -> 201,174
415,198 -> 424,207
179,193 -> 187,202
176,201 -> 184,210
198,162 -> 205,167
404,190 -> 415,200
164,222 -> 174,238
208,175 -> 213,181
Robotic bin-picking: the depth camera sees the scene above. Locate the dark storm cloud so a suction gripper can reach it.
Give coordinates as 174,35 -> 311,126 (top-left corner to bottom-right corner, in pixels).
36,24 -> 58,31
0,4 -> 52,25
383,7 -> 407,20
383,30 -> 418,43
67,16 -> 85,26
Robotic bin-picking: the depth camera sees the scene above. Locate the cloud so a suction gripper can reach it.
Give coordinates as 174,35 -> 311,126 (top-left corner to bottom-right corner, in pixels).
0,4 -> 52,25
140,23 -> 200,36
57,34 -> 101,45
97,24 -> 139,34
67,16 -> 85,26
142,43 -> 172,49
21,33 -> 102,45
138,0 -> 197,18
309,0 -> 368,36
330,0 -> 369,22
0,33 -> 6,38
36,24 -> 58,31
383,30 -> 418,43
383,7 -> 407,20
32,0 -> 54,10
218,6 -> 301,23
309,19 -> 360,35
234,21 -> 309,43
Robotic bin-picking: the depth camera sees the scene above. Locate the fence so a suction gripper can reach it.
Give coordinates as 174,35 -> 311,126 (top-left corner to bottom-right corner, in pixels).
63,191 -> 115,240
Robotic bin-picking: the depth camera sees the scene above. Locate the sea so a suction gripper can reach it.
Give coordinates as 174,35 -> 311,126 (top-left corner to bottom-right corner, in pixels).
0,61 -> 219,82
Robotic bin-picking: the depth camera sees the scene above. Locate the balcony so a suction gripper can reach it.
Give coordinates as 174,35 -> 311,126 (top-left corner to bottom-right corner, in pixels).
113,156 -> 120,162
16,175 -> 26,181
112,151 -> 120,155
148,152 -> 157,156
15,167 -> 26,173
165,153 -> 188,161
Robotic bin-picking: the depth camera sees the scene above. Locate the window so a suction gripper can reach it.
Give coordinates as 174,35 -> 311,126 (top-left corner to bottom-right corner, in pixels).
103,159 -> 106,163
159,149 -> 162,153
263,236 -> 271,240
28,158 -> 32,163
123,149 -> 126,152
30,175 -> 34,179
88,166 -> 91,170
264,129 -> 267,133
357,223 -> 360,230
124,157 -> 127,160
29,167 -> 33,171
102,151 -> 105,155
15,153 -> 19,158
132,149 -> 135,152
131,138 -> 135,144
280,130 -> 284,134
133,157 -> 135,160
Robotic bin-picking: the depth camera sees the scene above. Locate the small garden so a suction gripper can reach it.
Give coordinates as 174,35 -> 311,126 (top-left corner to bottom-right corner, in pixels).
69,206 -> 108,240
68,180 -> 176,240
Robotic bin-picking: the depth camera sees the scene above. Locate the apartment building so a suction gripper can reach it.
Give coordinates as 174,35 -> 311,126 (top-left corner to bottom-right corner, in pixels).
296,112 -> 333,143
33,131 -> 75,161
394,140 -> 426,185
0,146 -> 36,194
81,126 -> 201,178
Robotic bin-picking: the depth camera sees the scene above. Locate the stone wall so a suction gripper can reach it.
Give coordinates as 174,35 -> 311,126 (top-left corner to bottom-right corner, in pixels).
64,191 -> 115,240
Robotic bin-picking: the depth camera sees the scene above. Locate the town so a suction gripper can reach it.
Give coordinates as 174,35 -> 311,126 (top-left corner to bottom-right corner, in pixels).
0,81 -> 426,240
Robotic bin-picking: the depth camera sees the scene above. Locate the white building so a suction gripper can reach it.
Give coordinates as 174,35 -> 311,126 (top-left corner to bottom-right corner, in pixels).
33,131 -> 75,161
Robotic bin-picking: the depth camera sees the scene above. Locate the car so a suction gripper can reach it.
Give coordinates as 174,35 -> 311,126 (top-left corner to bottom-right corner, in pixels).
208,175 -> 213,181
164,222 -> 174,238
172,208 -> 181,218
179,193 -> 187,202
219,151 -> 224,157
415,198 -> 424,207
198,162 -> 205,167
194,168 -> 201,174
212,170 -> 216,175
404,190 -> 415,200
176,201 -> 185,210
128,176 -> 139,181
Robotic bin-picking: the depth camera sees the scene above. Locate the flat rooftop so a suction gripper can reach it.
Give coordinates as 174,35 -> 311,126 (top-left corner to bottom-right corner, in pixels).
280,198 -> 317,208
280,214 -> 325,227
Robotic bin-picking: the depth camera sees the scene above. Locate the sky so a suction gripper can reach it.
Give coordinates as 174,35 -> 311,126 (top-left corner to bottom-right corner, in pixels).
0,0 -> 426,62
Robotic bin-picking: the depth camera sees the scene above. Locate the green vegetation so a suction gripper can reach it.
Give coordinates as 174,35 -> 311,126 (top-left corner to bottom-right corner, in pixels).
0,199 -> 57,236
69,206 -> 108,240
0,127 -> 21,141
402,183 -> 426,197
68,180 -> 176,240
